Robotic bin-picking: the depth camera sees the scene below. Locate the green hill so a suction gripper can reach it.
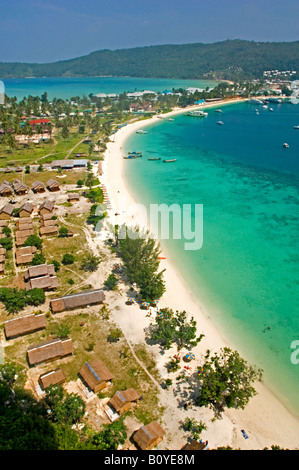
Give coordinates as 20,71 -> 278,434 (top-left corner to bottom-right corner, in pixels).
0,40 -> 298,80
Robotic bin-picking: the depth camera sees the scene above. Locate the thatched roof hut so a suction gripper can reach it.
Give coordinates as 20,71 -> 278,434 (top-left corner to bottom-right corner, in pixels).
27,338 -> 73,366
108,389 -> 140,415
79,359 -> 114,393
0,203 -> 14,219
181,440 -> 209,450
4,314 -> 47,339
132,422 -> 165,450
47,179 -> 60,192
32,180 -> 46,193
40,225 -> 58,236
50,289 -> 105,313
39,368 -> 66,390
19,202 -> 34,217
39,200 -> 55,214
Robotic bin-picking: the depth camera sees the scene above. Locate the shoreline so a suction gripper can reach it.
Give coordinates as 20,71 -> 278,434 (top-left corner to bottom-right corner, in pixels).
101,99 -> 299,449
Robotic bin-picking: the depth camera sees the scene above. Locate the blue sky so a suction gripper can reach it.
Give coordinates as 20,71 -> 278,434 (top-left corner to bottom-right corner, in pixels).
1,0 -> 298,62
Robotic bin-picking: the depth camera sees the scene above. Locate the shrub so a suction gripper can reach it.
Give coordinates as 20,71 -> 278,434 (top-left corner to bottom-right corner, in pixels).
62,254 -> 75,265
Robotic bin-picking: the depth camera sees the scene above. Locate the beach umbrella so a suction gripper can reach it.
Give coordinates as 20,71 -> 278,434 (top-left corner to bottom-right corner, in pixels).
185,352 -> 195,361
198,367 -> 206,377
157,311 -> 165,319
152,299 -> 159,306
141,302 -> 150,309
127,297 -> 134,304
114,274 -> 120,280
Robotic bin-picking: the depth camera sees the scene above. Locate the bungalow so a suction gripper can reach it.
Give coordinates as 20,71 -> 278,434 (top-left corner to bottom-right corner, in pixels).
4,313 -> 47,340
39,200 -> 55,215
0,203 -> 14,220
40,225 -> 59,236
16,222 -> 34,232
16,246 -> 37,265
27,337 -> 73,366
15,229 -> 35,243
26,275 -> 58,291
108,389 -> 140,416
41,219 -> 56,228
32,180 -> 46,193
47,179 -> 60,192
39,368 -> 66,390
50,289 -> 105,314
0,181 -> 13,197
181,440 -> 209,451
79,359 -> 114,393
24,263 -> 58,291
132,422 -> 166,450
13,180 -> 28,195
40,213 -> 54,222
16,216 -> 32,226
19,202 -> 34,218
67,193 -> 80,202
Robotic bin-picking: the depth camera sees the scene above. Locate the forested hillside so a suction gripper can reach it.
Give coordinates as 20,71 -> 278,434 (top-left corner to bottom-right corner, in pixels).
0,40 -> 298,80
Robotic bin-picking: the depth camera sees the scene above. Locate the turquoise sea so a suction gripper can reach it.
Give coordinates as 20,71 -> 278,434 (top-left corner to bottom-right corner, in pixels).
2,76 -> 219,101
123,101 -> 299,417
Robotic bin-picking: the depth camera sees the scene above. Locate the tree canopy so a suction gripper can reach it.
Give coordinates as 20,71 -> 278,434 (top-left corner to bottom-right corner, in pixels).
197,347 -> 262,411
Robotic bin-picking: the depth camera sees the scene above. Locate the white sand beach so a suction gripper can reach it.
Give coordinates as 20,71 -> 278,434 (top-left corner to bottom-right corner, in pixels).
100,99 -> 299,450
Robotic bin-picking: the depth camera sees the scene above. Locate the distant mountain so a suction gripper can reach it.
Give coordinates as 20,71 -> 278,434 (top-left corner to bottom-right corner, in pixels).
0,40 -> 298,80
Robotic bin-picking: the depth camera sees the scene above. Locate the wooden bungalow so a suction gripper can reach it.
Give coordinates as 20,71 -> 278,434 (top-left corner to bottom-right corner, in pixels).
16,216 -> 32,226
108,389 -> 140,415
13,180 -> 28,195
24,263 -> 58,290
50,289 -> 105,314
181,440 -> 209,451
27,337 -> 73,366
32,180 -> 46,193
67,193 -> 80,202
4,313 -> 47,340
39,368 -> 66,390
15,229 -> 35,245
39,200 -> 55,215
16,246 -> 37,265
16,222 -> 34,232
40,213 -> 54,222
132,422 -> 166,451
47,179 -> 60,192
0,182 -> 13,197
79,359 -> 114,393
41,219 -> 56,228
40,225 -> 58,236
0,203 -> 14,220
19,202 -> 34,218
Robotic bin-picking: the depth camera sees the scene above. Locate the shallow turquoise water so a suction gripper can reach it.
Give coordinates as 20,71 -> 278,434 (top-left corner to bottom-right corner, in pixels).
3,76 -> 219,101
124,102 -> 299,416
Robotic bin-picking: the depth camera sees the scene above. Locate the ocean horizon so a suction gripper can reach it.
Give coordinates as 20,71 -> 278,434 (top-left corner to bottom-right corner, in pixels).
123,100 -> 299,417
2,76 -> 220,101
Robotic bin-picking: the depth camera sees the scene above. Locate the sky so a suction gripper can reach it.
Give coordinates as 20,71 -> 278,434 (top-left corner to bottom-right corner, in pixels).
0,0 -> 298,63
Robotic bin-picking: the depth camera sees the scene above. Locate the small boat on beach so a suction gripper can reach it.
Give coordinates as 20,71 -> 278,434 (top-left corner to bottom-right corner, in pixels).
147,157 -> 161,161
124,155 -> 138,159
163,159 -> 177,163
